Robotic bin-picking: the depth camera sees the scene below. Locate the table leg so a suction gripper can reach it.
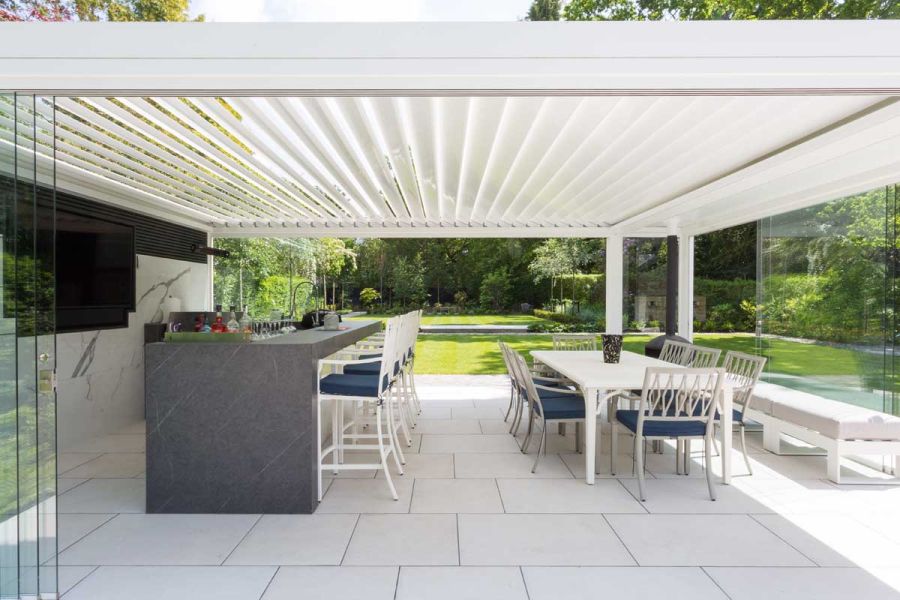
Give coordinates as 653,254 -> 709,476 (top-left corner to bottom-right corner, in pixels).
583,388 -> 598,485
720,386 -> 733,484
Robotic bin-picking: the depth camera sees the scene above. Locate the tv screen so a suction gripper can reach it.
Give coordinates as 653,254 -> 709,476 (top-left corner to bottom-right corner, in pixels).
56,211 -> 135,312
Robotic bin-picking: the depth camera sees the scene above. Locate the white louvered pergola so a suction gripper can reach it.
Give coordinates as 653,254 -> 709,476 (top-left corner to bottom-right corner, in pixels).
2,20 -> 900,334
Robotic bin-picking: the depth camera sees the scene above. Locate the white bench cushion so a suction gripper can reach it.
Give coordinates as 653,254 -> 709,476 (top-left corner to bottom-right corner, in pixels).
753,382 -> 900,441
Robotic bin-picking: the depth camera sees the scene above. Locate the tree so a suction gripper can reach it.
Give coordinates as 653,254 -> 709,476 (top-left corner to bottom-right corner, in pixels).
74,0 -> 202,21
563,0 -> 897,21
390,255 -> 426,308
480,268 -> 513,311
1,0 -> 71,20
526,0 -> 560,20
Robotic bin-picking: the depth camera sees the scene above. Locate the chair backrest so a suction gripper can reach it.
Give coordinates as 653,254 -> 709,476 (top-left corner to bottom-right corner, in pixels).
723,351 -> 767,421
658,340 -> 693,365
552,333 -> 598,351
687,345 -> 721,368
509,350 -> 546,418
636,367 -> 725,439
498,341 -> 516,385
377,316 -> 403,395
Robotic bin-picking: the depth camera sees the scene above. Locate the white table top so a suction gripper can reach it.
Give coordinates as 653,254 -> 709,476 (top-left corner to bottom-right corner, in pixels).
530,350 -> 675,390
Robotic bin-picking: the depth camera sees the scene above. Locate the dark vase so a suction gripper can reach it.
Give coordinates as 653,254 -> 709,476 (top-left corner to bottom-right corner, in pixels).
602,334 -> 623,364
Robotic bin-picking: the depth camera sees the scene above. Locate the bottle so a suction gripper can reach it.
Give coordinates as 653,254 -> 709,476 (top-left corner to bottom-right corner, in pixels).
227,305 -> 239,333
210,304 -> 227,333
193,313 -> 205,332
239,306 -> 252,341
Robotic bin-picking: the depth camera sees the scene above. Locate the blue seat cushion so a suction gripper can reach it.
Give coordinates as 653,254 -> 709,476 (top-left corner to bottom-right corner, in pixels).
343,361 -> 380,375
534,395 -> 585,420
616,409 -> 708,437
320,373 -> 385,397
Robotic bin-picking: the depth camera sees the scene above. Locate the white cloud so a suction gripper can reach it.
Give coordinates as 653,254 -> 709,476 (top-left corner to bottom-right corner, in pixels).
191,0 -> 530,22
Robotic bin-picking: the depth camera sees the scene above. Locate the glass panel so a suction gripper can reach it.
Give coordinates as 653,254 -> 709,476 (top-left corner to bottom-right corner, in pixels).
757,185 -> 893,413
623,237 -> 667,332
0,93 -> 57,599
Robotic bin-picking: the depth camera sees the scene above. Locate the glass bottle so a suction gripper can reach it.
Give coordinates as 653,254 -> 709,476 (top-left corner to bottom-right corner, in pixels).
227,305 -> 240,333
239,306 -> 252,341
211,304 -> 227,333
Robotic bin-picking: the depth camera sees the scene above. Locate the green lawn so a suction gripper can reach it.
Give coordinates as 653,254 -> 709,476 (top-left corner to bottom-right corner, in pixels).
413,332 -> 871,379
350,313 -> 551,326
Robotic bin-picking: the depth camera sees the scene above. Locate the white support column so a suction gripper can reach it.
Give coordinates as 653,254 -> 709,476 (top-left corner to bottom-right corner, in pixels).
605,235 -> 624,334
677,233 -> 695,342
207,232 -> 215,310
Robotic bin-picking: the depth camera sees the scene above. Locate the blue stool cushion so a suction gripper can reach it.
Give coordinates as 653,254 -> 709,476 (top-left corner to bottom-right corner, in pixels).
616,410 -> 708,437
320,373 -> 385,397
343,361 -> 380,375
534,396 -> 586,420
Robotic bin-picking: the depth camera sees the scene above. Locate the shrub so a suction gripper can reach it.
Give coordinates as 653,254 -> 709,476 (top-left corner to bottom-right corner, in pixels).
453,290 -> 468,308
534,309 -> 581,324
359,287 -> 381,310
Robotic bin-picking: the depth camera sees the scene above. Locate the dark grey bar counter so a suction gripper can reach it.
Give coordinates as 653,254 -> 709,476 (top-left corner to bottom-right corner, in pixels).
144,319 -> 380,514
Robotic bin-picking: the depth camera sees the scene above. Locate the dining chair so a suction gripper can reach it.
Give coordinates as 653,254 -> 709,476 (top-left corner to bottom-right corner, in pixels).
611,366 -> 725,501
552,333 -> 598,351
687,344 -> 721,368
509,349 -> 586,472
659,339 -> 693,365
718,351 -> 767,475
499,342 -> 570,436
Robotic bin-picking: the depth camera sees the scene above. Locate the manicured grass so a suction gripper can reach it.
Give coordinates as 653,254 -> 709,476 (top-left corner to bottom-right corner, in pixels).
350,313 -> 551,326
412,332 -> 871,378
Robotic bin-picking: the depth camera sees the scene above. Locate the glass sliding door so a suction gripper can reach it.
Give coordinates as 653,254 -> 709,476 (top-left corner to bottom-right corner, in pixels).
757,184 -> 897,414
0,94 -> 58,600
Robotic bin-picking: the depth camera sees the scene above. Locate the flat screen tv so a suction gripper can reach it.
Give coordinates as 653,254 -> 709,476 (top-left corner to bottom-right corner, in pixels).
56,210 -> 135,332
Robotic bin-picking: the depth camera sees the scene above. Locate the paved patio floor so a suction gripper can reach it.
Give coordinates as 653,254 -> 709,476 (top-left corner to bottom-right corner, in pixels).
55,375 -> 900,599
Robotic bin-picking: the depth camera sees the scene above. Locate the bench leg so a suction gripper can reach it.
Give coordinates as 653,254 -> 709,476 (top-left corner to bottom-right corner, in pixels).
826,441 -> 841,484
763,420 -> 782,454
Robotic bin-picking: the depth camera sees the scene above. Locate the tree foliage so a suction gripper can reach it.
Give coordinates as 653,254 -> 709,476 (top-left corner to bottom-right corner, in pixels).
1,0 -> 71,20
562,0 -> 898,20
526,0 -> 560,20
73,0 -> 201,21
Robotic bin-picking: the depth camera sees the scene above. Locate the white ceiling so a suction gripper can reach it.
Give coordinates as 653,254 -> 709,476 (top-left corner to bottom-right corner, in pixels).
2,93 -> 899,237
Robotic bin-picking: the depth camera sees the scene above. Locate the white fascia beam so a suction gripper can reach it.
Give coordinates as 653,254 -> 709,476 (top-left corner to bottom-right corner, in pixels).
677,234 -> 694,342
210,223 -> 646,239
605,235 -> 624,334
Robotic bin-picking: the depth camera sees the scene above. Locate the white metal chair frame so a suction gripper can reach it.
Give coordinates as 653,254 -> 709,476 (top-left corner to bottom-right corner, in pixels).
720,350 -> 767,475
316,316 -> 405,501
500,342 -> 570,437
508,349 -> 585,472
611,367 -> 725,501
552,333 -> 598,352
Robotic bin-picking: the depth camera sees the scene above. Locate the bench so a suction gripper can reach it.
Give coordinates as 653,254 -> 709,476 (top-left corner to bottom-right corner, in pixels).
745,381 -> 900,484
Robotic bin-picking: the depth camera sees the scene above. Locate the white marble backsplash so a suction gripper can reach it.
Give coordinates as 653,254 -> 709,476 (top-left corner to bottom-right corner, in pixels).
57,254 -> 209,451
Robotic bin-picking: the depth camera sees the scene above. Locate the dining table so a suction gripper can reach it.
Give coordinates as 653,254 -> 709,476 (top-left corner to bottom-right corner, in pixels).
529,350 -> 734,486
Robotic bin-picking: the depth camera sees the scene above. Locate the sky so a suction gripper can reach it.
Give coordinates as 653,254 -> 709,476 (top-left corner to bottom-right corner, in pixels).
189,0 -> 532,22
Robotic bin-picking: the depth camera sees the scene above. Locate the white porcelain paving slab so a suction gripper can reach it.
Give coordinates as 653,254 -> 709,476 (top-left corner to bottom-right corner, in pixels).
58,566 -> 97,597
63,566 -> 276,600
451,407 -> 506,420
412,419 -> 483,434
316,479 -> 414,514
68,434 -> 145,454
420,434 -> 521,454
618,478 -> 775,514
522,566 -> 729,600
410,479 -> 504,513
454,453 -> 573,479
706,567 -> 900,600
58,478 -> 89,494
58,479 -> 145,514
59,514 -> 261,566
479,420 -> 517,434
458,514 -> 634,566
116,421 -> 147,435
224,515 -> 359,566
396,566 -> 528,600
416,407 -> 453,419
58,453 -> 102,472
377,453 -> 455,479
62,453 -> 146,479
261,566 -> 398,600
561,452 -> 647,480
752,513 -> 900,568
342,514 -> 459,566
605,514 -> 814,567
58,514 -> 116,552
850,510 -> 900,546
497,479 -> 646,514
416,399 -> 476,408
